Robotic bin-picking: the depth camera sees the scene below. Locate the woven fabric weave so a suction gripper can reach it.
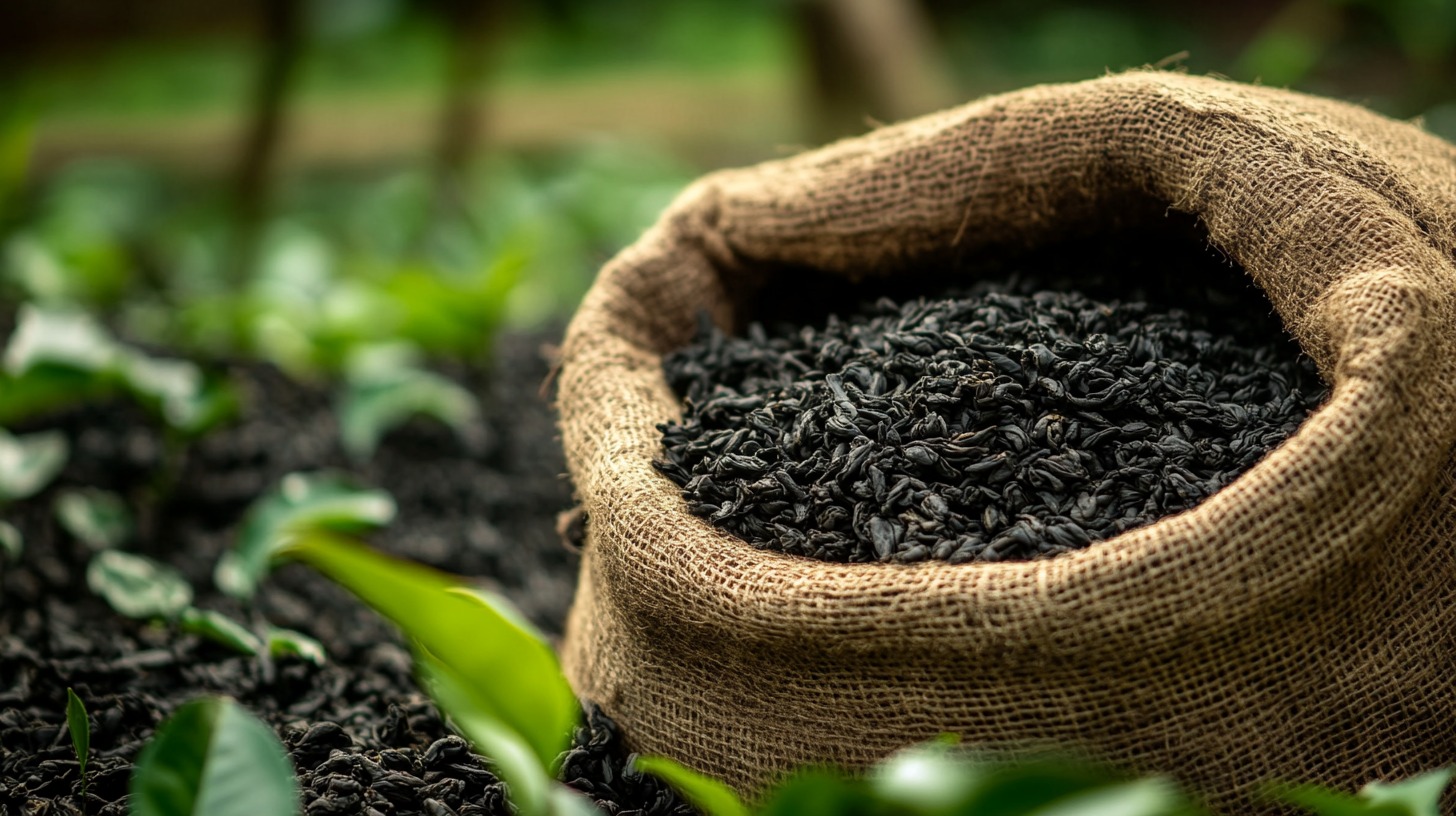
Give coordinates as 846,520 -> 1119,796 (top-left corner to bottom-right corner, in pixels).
555,71 -> 1456,813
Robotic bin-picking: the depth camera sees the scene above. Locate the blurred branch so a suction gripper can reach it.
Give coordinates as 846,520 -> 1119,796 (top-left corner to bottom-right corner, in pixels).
798,0 -> 957,144
425,0 -> 500,238
230,0 -> 304,286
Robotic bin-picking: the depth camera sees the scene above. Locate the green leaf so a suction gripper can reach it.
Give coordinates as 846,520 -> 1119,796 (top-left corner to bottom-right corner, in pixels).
873,742 -> 981,813
0,428 -> 69,501
3,304 -> 118,375
276,532 -> 578,775
547,784 -> 605,816
0,520 -> 21,561
338,367 -> 479,461
267,627 -> 326,665
949,760 -> 1141,816
88,550 -> 193,620
418,651 -> 554,816
1030,778 -> 1190,816
55,487 -> 132,549
129,696 -> 300,816
632,756 -> 748,816
215,472 -> 395,599
66,688 -> 89,786
179,608 -> 263,656
1360,769 -> 1454,816
758,768 -> 869,816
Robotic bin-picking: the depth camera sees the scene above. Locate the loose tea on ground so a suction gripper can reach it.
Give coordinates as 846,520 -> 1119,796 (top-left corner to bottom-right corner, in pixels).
655,281 -> 1327,563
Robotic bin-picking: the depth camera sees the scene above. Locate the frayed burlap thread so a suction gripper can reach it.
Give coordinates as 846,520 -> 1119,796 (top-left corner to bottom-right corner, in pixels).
556,71 -> 1456,813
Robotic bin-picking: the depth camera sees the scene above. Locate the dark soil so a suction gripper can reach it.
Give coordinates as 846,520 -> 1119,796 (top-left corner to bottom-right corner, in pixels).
655,279 -> 1326,563
0,332 -> 690,816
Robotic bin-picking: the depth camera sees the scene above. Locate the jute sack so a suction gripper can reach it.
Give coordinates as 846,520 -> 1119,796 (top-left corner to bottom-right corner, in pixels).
556,70 -> 1456,812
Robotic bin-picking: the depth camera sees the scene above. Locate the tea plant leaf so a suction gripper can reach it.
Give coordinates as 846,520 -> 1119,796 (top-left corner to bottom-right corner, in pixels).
267,627 -> 326,665
547,785 -> 605,816
0,428 -> 69,501
0,520 -> 21,561
276,532 -> 579,775
179,608 -> 263,656
215,472 -> 395,598
873,742 -> 980,813
3,304 -> 118,375
87,550 -> 193,620
55,487 -> 132,550
66,687 -> 89,796
757,768 -> 869,816
632,756 -> 748,816
338,368 -> 479,461
1030,778 -> 1190,816
948,759 -> 1151,816
130,696 -> 300,816
1359,769 -> 1453,816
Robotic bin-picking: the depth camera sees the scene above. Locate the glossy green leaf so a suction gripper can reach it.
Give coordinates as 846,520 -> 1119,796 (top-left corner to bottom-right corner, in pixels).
0,520 -> 21,561
873,742 -> 981,813
547,784 -> 605,816
66,687 -> 89,789
55,487 -> 132,549
267,627 -> 327,665
1360,769 -> 1454,816
129,696 -> 300,816
949,760 -> 1142,816
276,532 -> 579,774
1031,778 -> 1190,816
215,472 -> 395,598
179,608 -> 263,656
88,550 -> 193,620
338,368 -> 479,461
632,756 -> 748,816
757,768 -> 869,816
0,428 -> 69,501
418,651 -> 553,816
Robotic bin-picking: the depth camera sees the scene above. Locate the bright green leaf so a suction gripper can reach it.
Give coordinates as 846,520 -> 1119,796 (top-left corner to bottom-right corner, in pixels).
88,550 -> 193,620
276,532 -> 579,774
949,760 -> 1140,816
66,688 -> 89,787
1031,778 -> 1190,816
757,768 -> 868,816
338,368 -> 479,461
179,608 -> 263,656
215,472 -> 395,599
0,428 -> 69,501
267,627 -> 326,665
129,696 -> 300,816
1360,769 -> 1454,816
418,651 -> 553,816
0,520 -> 21,561
547,784 -> 605,816
873,742 -> 981,813
632,756 -> 748,816
3,304 -> 118,375
54,487 -> 132,549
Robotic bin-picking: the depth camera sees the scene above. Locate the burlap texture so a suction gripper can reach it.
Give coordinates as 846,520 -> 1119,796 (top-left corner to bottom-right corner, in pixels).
556,71 -> 1456,813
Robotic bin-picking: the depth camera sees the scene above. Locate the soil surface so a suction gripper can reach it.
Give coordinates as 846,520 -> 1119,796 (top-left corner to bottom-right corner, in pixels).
0,331 -> 690,816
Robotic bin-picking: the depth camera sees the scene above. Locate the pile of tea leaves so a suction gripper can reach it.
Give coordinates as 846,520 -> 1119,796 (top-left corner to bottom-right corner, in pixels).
654,281 -> 1326,563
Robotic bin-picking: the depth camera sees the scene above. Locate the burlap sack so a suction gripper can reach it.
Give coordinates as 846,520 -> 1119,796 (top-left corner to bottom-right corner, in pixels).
556,70 -> 1456,812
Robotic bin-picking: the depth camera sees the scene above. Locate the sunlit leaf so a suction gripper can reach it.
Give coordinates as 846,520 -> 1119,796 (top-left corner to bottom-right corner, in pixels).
179,608 -> 263,656
632,756 -> 748,816
267,627 -> 326,665
1274,769 -> 1456,816
0,428 -> 69,502
338,368 -> 479,461
54,487 -> 132,550
276,532 -> 579,773
758,768 -> 869,816
66,687 -> 89,792
1031,778 -> 1190,816
873,741 -> 980,813
130,696 -> 300,816
3,304 -> 118,375
87,550 -> 193,620
215,472 -> 395,599
0,520 -> 21,561
950,759 -> 1150,816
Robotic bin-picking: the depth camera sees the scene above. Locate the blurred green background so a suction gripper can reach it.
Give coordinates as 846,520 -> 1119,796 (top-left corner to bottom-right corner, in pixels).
1,0 -> 1453,373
